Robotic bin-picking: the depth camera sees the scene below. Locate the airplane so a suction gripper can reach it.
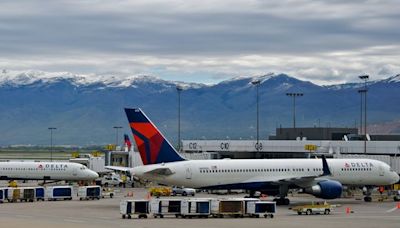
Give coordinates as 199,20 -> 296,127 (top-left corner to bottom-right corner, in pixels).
0,161 -> 99,181
109,108 -> 400,205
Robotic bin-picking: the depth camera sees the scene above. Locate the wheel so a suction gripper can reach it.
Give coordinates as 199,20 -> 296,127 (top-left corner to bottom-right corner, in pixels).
284,198 -> 290,205
122,215 -> 126,219
110,194 -> 113,198
80,198 -> 82,201
324,209 -> 330,215
104,183 -> 109,187
269,214 -> 274,219
306,209 -> 312,215
160,215 -> 164,218
128,215 -> 131,219
364,196 -> 372,202
182,191 -> 187,196
172,191 -> 176,196
143,215 -> 148,219
394,196 -> 399,202
297,212 -> 302,215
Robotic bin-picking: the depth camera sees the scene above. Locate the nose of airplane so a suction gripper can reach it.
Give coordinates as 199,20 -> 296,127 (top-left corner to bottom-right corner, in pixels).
90,170 -> 99,179
393,172 -> 400,184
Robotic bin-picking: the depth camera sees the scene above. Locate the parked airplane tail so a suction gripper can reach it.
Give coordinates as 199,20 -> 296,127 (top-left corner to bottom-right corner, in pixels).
125,108 -> 185,165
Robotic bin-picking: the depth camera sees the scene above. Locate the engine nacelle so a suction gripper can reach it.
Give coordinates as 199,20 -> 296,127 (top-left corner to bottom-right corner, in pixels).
305,180 -> 343,199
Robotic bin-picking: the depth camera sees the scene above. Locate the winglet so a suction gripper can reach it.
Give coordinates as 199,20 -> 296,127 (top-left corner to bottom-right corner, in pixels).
322,155 -> 331,176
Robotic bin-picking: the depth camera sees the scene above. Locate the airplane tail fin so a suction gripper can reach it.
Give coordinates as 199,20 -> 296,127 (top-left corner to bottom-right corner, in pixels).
321,155 -> 331,176
125,108 -> 185,165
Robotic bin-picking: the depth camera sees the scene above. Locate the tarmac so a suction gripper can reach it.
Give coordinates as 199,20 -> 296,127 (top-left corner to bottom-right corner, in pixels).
0,187 -> 399,228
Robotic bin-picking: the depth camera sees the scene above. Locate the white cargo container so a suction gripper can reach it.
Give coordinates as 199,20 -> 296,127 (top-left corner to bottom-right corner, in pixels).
6,188 -> 21,202
78,185 -> 101,200
246,201 -> 276,218
180,198 -> 212,218
120,199 -> 150,219
46,186 -> 73,201
150,198 -> 183,218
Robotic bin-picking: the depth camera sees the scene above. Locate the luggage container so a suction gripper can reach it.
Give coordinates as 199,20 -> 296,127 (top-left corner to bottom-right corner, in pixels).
46,186 -> 73,201
120,199 -> 150,219
35,187 -> 45,201
0,188 -> 7,203
7,188 -> 21,203
78,185 -> 101,200
211,198 -> 246,218
180,198 -> 212,218
150,198 -> 183,218
20,187 -> 35,202
246,201 -> 276,218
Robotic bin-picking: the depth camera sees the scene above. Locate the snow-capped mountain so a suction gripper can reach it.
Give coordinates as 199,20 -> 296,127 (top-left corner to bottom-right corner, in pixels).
0,71 -> 399,145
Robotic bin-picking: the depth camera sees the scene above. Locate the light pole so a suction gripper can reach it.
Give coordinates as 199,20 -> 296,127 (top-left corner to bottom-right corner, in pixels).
286,93 -> 303,130
48,127 -> 56,162
358,74 -> 369,153
176,85 -> 183,151
113,126 -> 123,150
251,79 -> 261,151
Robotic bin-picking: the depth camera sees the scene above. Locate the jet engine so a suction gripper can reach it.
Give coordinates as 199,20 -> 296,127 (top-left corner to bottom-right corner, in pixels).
304,180 -> 343,199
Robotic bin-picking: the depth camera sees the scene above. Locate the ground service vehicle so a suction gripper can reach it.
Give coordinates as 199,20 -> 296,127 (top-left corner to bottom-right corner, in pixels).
172,187 -> 196,196
291,202 -> 332,215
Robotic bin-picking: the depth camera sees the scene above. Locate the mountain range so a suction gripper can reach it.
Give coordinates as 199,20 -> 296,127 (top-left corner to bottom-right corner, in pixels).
0,71 -> 399,146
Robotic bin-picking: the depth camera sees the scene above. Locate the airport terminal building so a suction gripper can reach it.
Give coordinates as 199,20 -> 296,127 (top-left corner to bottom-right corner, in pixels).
180,127 -> 400,174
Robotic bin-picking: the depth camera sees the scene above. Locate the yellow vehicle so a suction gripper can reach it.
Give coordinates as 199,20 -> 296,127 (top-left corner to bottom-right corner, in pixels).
291,201 -> 332,215
149,187 -> 172,197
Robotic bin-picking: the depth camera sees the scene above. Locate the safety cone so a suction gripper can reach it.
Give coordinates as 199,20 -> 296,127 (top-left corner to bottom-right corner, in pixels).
146,192 -> 152,200
397,203 -> 400,209
346,207 -> 351,214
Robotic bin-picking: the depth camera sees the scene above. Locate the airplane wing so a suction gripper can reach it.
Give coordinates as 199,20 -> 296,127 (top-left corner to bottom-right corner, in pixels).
144,167 -> 174,176
105,166 -> 132,173
244,155 -> 332,187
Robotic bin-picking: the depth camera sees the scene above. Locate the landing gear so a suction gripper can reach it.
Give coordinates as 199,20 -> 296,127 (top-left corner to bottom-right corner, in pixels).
363,186 -> 373,202
273,197 -> 290,205
364,196 -> 372,202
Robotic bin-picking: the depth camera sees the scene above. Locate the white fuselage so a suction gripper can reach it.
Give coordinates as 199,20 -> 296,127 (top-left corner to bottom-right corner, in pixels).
0,162 -> 99,181
133,159 -> 399,189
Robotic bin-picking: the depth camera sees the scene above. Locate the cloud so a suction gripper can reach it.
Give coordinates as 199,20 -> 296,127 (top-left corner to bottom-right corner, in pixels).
0,0 -> 399,84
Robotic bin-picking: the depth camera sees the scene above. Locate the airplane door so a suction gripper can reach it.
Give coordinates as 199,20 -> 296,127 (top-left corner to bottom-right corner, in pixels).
379,165 -> 384,176
185,165 -> 192,179
73,167 -> 78,177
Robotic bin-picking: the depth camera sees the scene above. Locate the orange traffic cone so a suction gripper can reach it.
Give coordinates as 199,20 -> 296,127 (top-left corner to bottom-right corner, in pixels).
146,192 -> 151,200
397,203 -> 400,209
346,207 -> 351,214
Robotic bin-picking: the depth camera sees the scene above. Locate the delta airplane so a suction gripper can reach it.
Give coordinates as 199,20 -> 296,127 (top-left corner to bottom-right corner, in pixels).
110,108 -> 399,205
0,161 -> 99,181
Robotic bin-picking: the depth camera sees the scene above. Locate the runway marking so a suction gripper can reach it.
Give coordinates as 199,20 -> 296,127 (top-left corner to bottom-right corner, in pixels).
386,207 -> 398,213
63,219 -> 85,223
15,215 -> 33,218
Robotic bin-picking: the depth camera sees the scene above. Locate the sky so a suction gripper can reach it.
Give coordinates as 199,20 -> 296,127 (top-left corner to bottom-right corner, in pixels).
0,0 -> 399,85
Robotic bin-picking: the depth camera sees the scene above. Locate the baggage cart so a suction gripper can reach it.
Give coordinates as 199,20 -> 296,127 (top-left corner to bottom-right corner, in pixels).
181,198 -> 212,218
150,198 -> 183,218
120,199 -> 150,219
78,185 -> 101,200
46,186 -> 73,201
35,187 -> 45,201
20,187 -> 35,202
211,198 -> 245,218
0,188 -> 6,203
246,201 -> 276,218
